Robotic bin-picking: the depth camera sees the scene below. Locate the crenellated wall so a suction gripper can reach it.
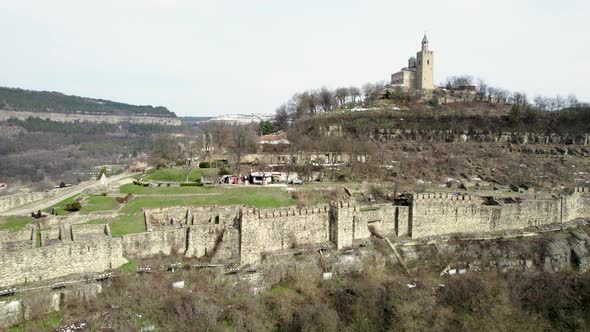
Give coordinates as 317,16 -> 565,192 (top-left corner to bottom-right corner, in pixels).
0,236 -> 126,288
1,188 -> 588,288
240,206 -> 332,265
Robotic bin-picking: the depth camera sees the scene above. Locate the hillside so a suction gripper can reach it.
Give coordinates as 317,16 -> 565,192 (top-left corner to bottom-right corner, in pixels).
0,86 -> 175,117
292,100 -> 590,135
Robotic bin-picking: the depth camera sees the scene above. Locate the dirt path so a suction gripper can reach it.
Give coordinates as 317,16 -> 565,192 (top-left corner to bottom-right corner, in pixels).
0,173 -> 134,216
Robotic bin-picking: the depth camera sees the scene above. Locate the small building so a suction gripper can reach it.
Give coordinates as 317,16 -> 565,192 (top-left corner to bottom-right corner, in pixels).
220,175 -> 240,185
0,183 -> 7,191
248,172 -> 281,185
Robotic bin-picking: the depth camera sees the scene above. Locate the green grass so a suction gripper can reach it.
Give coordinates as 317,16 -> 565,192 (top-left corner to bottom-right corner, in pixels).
80,195 -> 119,214
143,167 -> 218,182
108,187 -> 295,236
7,311 -> 62,332
110,213 -> 146,236
119,257 -> 137,272
0,216 -> 33,231
121,187 -> 295,214
44,193 -> 80,215
120,183 -> 221,195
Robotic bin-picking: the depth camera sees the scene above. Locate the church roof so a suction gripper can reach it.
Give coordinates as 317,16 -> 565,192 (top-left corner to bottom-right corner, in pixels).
422,34 -> 429,43
408,57 -> 416,61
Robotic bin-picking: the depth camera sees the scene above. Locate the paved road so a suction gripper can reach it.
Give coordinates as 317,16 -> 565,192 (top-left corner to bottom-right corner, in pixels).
0,173 -> 134,216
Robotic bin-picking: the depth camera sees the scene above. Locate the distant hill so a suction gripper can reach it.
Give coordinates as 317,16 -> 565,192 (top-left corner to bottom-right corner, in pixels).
0,87 -> 175,117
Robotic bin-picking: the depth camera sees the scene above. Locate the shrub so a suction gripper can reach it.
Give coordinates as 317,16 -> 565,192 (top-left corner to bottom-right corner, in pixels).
116,193 -> 133,203
64,201 -> 81,212
59,181 -> 66,188
199,162 -> 210,168
101,192 -> 108,196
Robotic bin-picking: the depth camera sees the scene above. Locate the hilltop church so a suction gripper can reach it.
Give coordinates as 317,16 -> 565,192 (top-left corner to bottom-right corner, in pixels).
391,34 -> 435,90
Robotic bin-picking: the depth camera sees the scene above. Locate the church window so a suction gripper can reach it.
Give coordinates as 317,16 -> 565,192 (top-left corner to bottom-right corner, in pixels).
427,60 -> 430,65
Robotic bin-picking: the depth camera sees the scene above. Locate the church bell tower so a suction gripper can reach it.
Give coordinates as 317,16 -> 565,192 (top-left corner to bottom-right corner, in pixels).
416,34 -> 434,90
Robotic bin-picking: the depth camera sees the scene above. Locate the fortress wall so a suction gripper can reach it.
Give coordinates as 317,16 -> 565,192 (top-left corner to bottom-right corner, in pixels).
333,203 -> 399,246
189,206 -> 240,226
396,206 -> 411,237
144,207 -> 190,228
70,224 -> 109,239
370,129 -> 589,146
0,237 -> 126,288
0,110 -> 181,126
0,192 -> 52,213
121,228 -> 187,258
240,206 -> 330,265
210,228 -> 240,263
411,196 -> 563,238
563,188 -> 590,221
0,227 -> 34,245
184,224 -> 226,258
40,228 -> 61,246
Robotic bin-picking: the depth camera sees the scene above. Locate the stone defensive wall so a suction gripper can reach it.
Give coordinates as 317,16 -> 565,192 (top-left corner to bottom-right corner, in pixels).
0,110 -> 181,126
371,129 -> 590,145
410,190 -> 590,238
0,191 -> 55,213
1,189 -> 588,288
0,224 -> 126,288
321,125 -> 589,146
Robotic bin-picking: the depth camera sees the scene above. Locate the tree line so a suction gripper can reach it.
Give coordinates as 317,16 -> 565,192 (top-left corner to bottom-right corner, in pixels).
273,81 -> 389,129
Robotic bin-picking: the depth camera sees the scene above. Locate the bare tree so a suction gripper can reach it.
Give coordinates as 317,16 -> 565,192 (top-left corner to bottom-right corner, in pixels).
512,92 -> 528,108
555,94 -> 565,110
181,137 -> 201,182
318,87 -> 335,112
349,86 -> 361,103
335,87 -> 349,105
362,83 -> 375,101
274,104 -> 289,130
534,96 -> 549,112
566,94 -> 579,108
476,78 -> 488,100
229,125 -> 256,176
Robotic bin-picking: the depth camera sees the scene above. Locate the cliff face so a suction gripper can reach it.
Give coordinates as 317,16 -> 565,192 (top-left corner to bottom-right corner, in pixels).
0,110 -> 181,126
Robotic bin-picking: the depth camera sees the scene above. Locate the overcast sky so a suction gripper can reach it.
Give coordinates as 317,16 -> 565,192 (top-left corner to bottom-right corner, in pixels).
0,0 -> 588,117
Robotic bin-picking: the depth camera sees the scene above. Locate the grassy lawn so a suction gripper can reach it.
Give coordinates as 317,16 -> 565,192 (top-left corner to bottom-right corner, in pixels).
80,195 -> 119,214
121,187 -> 295,214
110,213 -> 145,236
143,167 -> 218,182
109,187 -> 295,236
44,194 -> 80,215
119,183 -> 220,195
0,216 -> 34,231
